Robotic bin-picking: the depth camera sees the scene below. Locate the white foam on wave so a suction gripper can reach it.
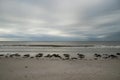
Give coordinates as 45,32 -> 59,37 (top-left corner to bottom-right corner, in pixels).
94,45 -> 120,48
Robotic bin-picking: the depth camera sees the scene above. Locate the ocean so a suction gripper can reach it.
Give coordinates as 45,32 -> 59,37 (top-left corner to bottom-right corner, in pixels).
0,41 -> 120,58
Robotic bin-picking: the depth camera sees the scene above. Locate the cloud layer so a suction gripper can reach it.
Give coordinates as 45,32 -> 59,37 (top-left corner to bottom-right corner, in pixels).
0,0 -> 120,41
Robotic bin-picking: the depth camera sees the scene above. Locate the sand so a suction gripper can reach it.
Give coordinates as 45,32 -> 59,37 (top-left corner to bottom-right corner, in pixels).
0,58 -> 120,80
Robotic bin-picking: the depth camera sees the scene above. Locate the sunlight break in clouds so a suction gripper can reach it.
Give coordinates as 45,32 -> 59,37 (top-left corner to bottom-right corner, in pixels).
0,0 -> 120,41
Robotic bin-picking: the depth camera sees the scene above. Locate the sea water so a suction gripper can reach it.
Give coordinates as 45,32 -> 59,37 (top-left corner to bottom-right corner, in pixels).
0,41 -> 120,58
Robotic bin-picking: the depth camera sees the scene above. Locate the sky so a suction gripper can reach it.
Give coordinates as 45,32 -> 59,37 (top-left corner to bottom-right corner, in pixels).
0,0 -> 120,41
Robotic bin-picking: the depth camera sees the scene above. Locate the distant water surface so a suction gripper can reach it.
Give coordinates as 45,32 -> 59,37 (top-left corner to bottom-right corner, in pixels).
0,41 -> 120,57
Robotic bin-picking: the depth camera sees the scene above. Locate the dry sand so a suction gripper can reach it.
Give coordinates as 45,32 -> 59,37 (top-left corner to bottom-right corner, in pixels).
0,58 -> 120,80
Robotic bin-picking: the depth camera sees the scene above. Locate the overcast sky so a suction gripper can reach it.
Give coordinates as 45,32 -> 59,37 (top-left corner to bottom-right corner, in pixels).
0,0 -> 120,41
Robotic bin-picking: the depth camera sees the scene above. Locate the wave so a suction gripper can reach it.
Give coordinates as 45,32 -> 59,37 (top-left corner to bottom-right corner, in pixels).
1,44 -> 120,48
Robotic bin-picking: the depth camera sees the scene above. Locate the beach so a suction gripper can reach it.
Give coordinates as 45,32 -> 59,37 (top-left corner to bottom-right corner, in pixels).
0,41 -> 120,80
0,58 -> 120,80
0,0 -> 120,79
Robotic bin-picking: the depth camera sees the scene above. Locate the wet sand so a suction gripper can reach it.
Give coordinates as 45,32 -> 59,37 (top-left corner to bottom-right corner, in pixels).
0,58 -> 120,80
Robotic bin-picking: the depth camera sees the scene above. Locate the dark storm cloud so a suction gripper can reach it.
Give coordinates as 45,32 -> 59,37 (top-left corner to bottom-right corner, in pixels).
0,0 -> 120,41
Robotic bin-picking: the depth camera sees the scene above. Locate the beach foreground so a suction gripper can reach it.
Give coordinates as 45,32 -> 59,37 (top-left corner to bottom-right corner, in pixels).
0,58 -> 120,80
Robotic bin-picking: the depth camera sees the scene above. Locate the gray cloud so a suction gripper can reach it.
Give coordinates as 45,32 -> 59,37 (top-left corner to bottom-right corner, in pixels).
0,0 -> 120,41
